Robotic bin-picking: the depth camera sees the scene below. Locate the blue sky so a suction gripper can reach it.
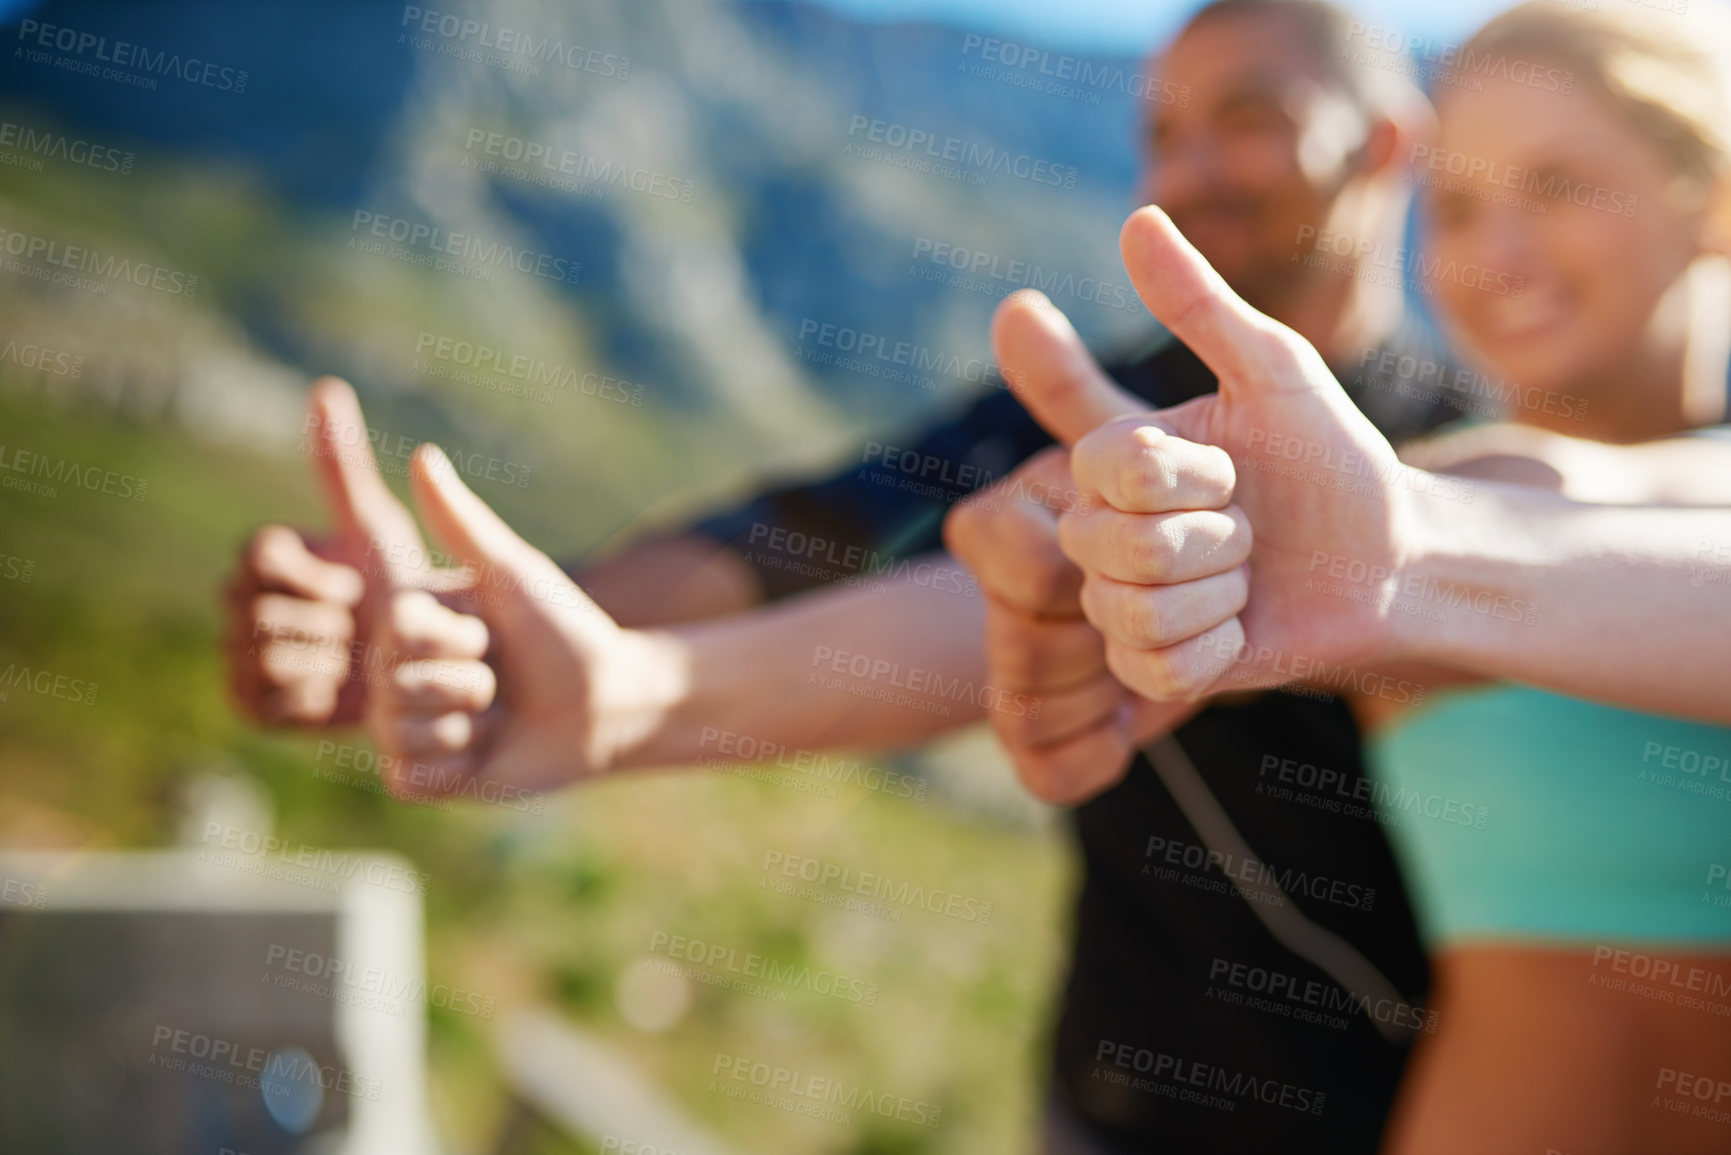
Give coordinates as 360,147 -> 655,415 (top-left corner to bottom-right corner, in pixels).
763,0 -> 1532,54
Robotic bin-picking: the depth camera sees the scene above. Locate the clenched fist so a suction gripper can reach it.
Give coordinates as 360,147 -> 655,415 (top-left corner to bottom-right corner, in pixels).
945,447 -> 1205,806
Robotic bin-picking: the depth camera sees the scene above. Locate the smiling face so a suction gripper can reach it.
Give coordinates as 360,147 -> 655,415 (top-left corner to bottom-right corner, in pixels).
1141,8 -> 1372,306
1424,71 -> 1711,401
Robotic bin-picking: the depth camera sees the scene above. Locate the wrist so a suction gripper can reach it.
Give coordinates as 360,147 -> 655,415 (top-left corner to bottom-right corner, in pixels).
1384,469 -> 1525,669
591,627 -> 692,771
1385,474 -> 1453,665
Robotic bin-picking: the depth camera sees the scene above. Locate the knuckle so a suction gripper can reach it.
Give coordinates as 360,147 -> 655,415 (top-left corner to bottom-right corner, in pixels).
454,614 -> 488,656
1122,588 -> 1163,647
1124,443 -> 1180,509
1128,519 -> 1177,582
1116,457 -> 1156,509
388,590 -> 433,639
427,714 -> 472,752
1180,624 -> 1237,695
1126,424 -> 1166,457
1145,658 -> 1188,699
448,712 -> 480,749
1106,642 -> 1175,701
1156,517 -> 1191,567
471,667 -> 498,707
270,642 -> 338,681
389,661 -> 425,694
1189,623 -> 1241,685
254,655 -> 295,689
1131,422 -> 1166,444
1159,651 -> 1207,698
456,662 -> 495,704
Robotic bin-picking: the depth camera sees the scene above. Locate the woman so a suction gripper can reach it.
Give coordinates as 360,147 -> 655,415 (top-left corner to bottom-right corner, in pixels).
1357,5 -> 1731,1152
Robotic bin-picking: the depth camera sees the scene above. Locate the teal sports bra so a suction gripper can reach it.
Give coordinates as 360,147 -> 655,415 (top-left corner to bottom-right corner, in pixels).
1368,685 -> 1731,948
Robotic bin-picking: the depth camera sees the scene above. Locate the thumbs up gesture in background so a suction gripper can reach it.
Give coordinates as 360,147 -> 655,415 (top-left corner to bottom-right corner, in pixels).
225,376 -> 667,798
224,377 -> 460,726
360,441 -> 672,798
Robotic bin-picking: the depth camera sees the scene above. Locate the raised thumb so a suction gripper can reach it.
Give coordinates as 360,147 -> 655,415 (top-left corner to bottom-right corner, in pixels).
305,377 -> 425,582
993,290 -> 1148,446
407,444 -> 594,624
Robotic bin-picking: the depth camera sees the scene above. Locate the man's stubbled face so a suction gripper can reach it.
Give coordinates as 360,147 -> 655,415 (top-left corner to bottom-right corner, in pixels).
1142,9 -> 1369,306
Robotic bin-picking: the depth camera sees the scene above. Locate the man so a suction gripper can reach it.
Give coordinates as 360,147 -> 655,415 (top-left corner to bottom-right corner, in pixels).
229,2 -> 1459,1149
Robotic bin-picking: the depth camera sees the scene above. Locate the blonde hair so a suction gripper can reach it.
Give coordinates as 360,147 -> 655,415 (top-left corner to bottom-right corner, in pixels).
1463,3 -> 1731,196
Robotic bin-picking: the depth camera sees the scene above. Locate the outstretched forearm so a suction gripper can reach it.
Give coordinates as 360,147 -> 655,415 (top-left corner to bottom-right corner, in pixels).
609,554 -> 993,769
572,534 -> 765,626
1396,481 -> 1731,722
1403,423 -> 1731,506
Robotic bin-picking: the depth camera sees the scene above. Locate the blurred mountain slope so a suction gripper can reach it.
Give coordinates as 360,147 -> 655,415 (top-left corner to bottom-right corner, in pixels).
0,0 -> 1151,551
